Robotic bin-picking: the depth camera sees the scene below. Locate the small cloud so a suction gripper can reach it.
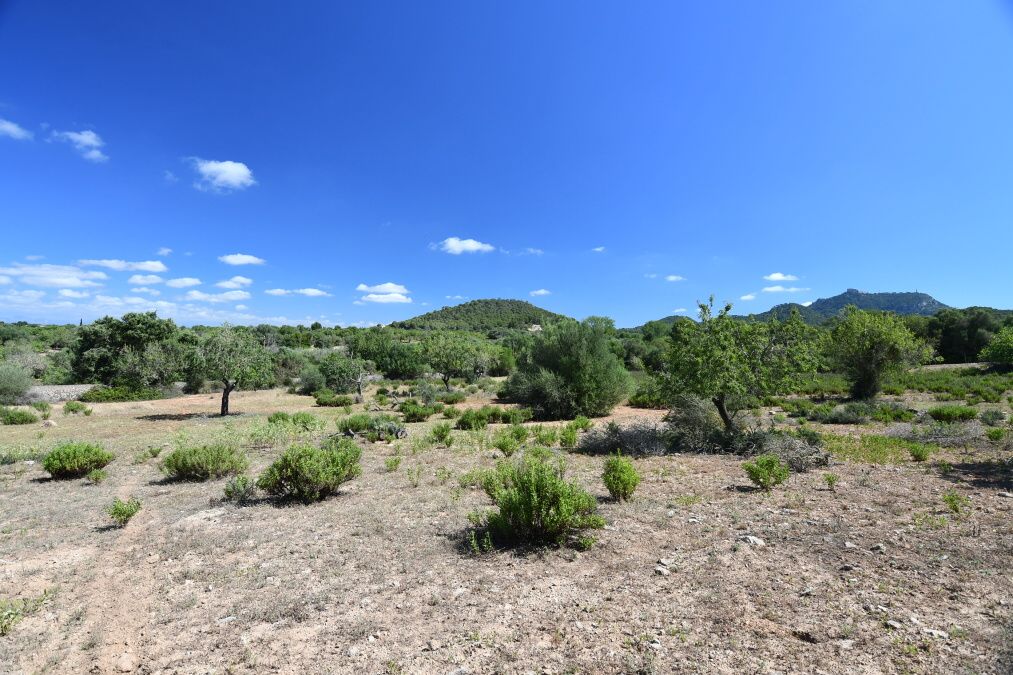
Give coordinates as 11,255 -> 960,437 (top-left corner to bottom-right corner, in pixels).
445,295 -> 468,300
591,246 -> 606,253
762,285 -> 810,293
360,293 -> 412,304
24,255 -> 44,261
0,118 -> 33,141
0,263 -> 106,288
166,277 -> 202,288
356,282 -> 409,294
80,259 -> 167,273
130,287 -> 160,296
265,288 -> 332,297
763,272 -> 799,282
522,247 -> 544,256
665,275 -> 684,282
190,158 -> 256,192
740,293 -> 757,301
218,253 -> 265,266
672,308 -> 687,314
643,273 -> 658,279
0,276 -> 10,285
801,301 -> 814,307
128,274 -> 163,285
157,247 -> 173,256
437,237 -> 495,255
529,289 -> 551,297
51,129 -> 108,162
216,275 -> 253,289
58,289 -> 90,299
235,304 -> 248,311
162,171 -> 178,184
185,290 -> 250,303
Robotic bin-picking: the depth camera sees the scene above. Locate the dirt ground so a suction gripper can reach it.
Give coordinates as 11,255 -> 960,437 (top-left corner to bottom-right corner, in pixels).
1,390 -> 1011,674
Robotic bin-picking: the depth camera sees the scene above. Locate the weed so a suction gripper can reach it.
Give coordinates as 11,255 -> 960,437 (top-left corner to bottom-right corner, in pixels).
602,452 -> 640,501
823,472 -> 840,491
742,453 -> 790,491
0,589 -> 53,636
86,468 -> 107,484
942,490 -> 971,515
385,455 -> 403,472
407,465 -> 422,487
107,497 -> 141,527
63,401 -> 91,416
223,475 -> 258,505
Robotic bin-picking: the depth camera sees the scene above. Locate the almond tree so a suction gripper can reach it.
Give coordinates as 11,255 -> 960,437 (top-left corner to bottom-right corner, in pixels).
193,325 -> 272,416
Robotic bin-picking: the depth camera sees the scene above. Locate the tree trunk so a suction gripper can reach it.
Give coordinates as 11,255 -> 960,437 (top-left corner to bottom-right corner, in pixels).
443,374 -> 452,391
221,381 -> 235,416
713,395 -> 734,431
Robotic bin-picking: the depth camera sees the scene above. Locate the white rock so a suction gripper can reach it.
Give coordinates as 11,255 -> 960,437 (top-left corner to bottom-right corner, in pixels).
654,565 -> 671,576
886,620 -> 903,630
923,628 -> 949,639
739,535 -> 765,547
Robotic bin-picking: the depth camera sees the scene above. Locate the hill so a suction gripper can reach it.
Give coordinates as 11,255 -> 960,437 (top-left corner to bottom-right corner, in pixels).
751,289 -> 949,323
389,299 -> 568,332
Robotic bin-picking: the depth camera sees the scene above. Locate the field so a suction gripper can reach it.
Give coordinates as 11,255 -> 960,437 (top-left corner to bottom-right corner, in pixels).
1,386 -> 1011,674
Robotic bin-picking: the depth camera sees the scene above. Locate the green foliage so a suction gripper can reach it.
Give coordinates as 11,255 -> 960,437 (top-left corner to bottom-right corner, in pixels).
29,401 -> 51,419
979,325 -> 1013,365
314,389 -> 354,407
423,333 -> 493,388
559,425 -> 578,448
86,468 -> 108,484
492,428 -> 521,456
268,411 -> 325,432
663,300 -> 820,430
0,362 -> 32,405
532,424 -> 559,446
437,391 -> 466,404
256,437 -> 362,503
0,589 -> 52,636
79,385 -> 164,403
503,317 -> 632,419
823,434 -> 937,465
337,413 -> 405,441
63,400 -> 91,415
742,453 -> 790,491
428,421 -> 453,446
317,352 -> 373,395
160,444 -> 249,481
823,472 -> 840,490
870,402 -> 916,423
602,453 -> 640,501
345,328 -> 426,380
191,325 -> 274,415
390,299 -> 566,331
107,497 -> 141,527
942,490 -> 971,515
926,405 -> 978,423
399,399 -> 441,422
456,408 -> 490,431
42,442 -> 113,478
223,475 -> 258,504
476,451 -> 604,546
828,307 -> 931,399
628,377 -> 668,409
909,444 -> 932,462
0,406 -> 37,425
385,455 -> 403,472
570,416 -> 593,431
985,427 -> 1006,442
71,312 -> 182,385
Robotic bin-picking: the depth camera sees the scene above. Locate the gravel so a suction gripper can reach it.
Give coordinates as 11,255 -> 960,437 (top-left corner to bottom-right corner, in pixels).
20,384 -> 96,404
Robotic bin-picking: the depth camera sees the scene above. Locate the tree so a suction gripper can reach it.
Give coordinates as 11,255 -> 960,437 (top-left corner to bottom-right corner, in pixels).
192,325 -> 272,416
0,361 -> 32,405
317,351 -> 375,397
828,306 -> 930,399
502,317 -> 632,419
422,333 -> 489,389
979,325 -> 1013,366
663,299 -> 820,431
71,312 -> 180,384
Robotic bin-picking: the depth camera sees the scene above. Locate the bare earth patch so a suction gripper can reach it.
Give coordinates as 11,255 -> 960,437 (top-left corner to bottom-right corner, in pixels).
1,390 -> 1010,673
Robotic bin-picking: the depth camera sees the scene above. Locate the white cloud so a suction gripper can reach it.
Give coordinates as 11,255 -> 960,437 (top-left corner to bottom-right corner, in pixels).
672,308 -> 687,314
265,288 -> 332,297
24,255 -> 44,261
79,259 -> 168,273
740,293 -> 757,301
445,295 -> 467,300
0,276 -> 10,285
166,277 -> 202,288
163,171 -> 178,184
157,247 -> 173,256
762,285 -> 810,293
356,282 -> 409,294
0,289 -> 46,303
801,301 -> 814,307
665,275 -> 684,282
191,158 -> 256,192
360,292 -> 412,304
0,263 -> 106,288
216,275 -> 253,289
643,273 -> 658,279
51,129 -> 108,162
185,290 -> 251,303
218,253 -> 265,266
591,246 -> 606,253
0,118 -> 33,141
234,304 -> 248,311
529,289 -> 551,297
522,247 -> 544,256
130,287 -> 160,296
437,237 -> 495,255
58,289 -> 90,299
763,272 -> 799,282
128,274 -> 163,285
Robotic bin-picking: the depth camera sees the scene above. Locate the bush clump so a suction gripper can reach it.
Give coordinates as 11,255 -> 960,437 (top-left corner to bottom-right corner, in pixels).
256,438 -> 362,503
742,453 -> 790,491
80,386 -> 163,403
476,451 -> 604,546
927,405 -> 978,423
0,407 -> 38,425
0,362 -> 32,405
602,453 -> 640,501
42,442 -> 113,479
428,421 -> 453,447
29,401 -> 51,419
979,409 -> 1006,427
268,411 -> 325,432
107,497 -> 141,527
437,391 -> 466,405
160,444 -> 249,481
63,401 -> 91,416
223,475 -> 258,505
577,420 -> 668,456
314,389 -> 355,407
399,400 -> 442,423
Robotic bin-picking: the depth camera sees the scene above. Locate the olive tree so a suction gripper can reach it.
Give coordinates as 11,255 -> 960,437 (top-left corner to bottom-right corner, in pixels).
663,299 -> 820,431
192,325 -> 272,416
318,351 -> 375,397
422,333 -> 489,390
828,307 -> 930,399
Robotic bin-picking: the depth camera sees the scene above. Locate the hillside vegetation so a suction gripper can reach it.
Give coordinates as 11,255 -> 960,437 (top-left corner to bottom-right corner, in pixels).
390,299 -> 567,332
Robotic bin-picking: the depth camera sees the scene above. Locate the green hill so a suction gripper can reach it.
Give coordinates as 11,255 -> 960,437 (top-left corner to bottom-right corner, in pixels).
390,299 -> 568,332
751,289 -> 949,323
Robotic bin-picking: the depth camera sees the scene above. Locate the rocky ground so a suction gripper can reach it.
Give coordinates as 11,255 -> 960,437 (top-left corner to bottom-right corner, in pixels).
1,390 -> 1010,674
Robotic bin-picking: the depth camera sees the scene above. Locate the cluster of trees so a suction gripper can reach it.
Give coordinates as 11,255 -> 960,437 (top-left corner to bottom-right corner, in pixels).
903,307 -> 1013,364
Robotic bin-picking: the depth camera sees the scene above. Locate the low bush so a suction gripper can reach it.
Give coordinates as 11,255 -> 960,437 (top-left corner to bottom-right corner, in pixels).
63,401 -> 91,416
532,424 -> 558,446
0,362 -> 32,405
979,409 -> 1006,427
559,426 -> 578,448
107,497 -> 141,527
437,391 -> 466,405
475,451 -> 604,546
742,453 -> 790,491
909,443 -> 932,462
336,413 -> 405,441
80,386 -> 163,403
602,453 -> 640,501
160,444 -> 249,481
429,421 -> 453,447
29,401 -> 51,419
442,406 -> 462,419
823,434 -> 938,464
384,455 -> 403,472
985,427 -> 1006,442
223,475 -> 258,504
0,407 -> 37,425
256,438 -> 362,503
86,468 -> 108,484
627,379 -> 668,409
927,405 -> 978,423
42,442 -> 113,478
269,411 -> 325,432
569,416 -> 593,432
492,429 -> 521,456
942,490 -> 971,515
870,403 -> 916,423
399,399 -> 442,422
314,389 -> 355,408
456,408 -> 489,431
578,420 -> 668,456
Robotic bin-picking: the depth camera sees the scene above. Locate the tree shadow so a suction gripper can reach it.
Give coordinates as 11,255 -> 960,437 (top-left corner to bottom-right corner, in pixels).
936,458 -> 1013,491
135,412 -> 220,422
93,524 -> 123,533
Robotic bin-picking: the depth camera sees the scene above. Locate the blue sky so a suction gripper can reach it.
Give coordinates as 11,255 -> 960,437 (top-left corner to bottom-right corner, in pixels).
2,2 -> 1013,328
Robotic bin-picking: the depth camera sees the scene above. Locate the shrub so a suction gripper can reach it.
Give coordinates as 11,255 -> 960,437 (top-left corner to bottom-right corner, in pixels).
570,416 -> 593,431
399,400 -> 440,423
290,412 -> 325,431
477,452 -> 604,546
296,363 -> 327,396
0,407 -> 37,425
742,453 -> 790,491
823,472 -> 840,491
492,429 -> 521,456
30,401 -> 51,419
602,453 -> 640,501
532,425 -> 559,446
337,413 -> 373,433
80,386 -> 163,403
63,401 -> 91,416
559,426 -> 578,449
870,403 -> 916,423
437,391 -> 466,405
314,389 -> 354,407
909,444 -> 932,462
42,442 -> 113,478
385,455 -> 403,472
107,497 -> 141,527
86,468 -> 108,484
942,490 -> 971,515
979,409 -> 1006,427
985,427 -> 1006,442
0,362 -> 32,405
829,307 -> 930,399
160,444 -> 249,481
979,325 -> 1013,365
429,421 -> 453,447
927,405 -> 978,423
223,475 -> 258,504
443,406 -> 462,419
257,438 -> 362,503
628,378 -> 668,409
268,411 -> 292,425
456,409 -> 489,431
578,420 -> 669,456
